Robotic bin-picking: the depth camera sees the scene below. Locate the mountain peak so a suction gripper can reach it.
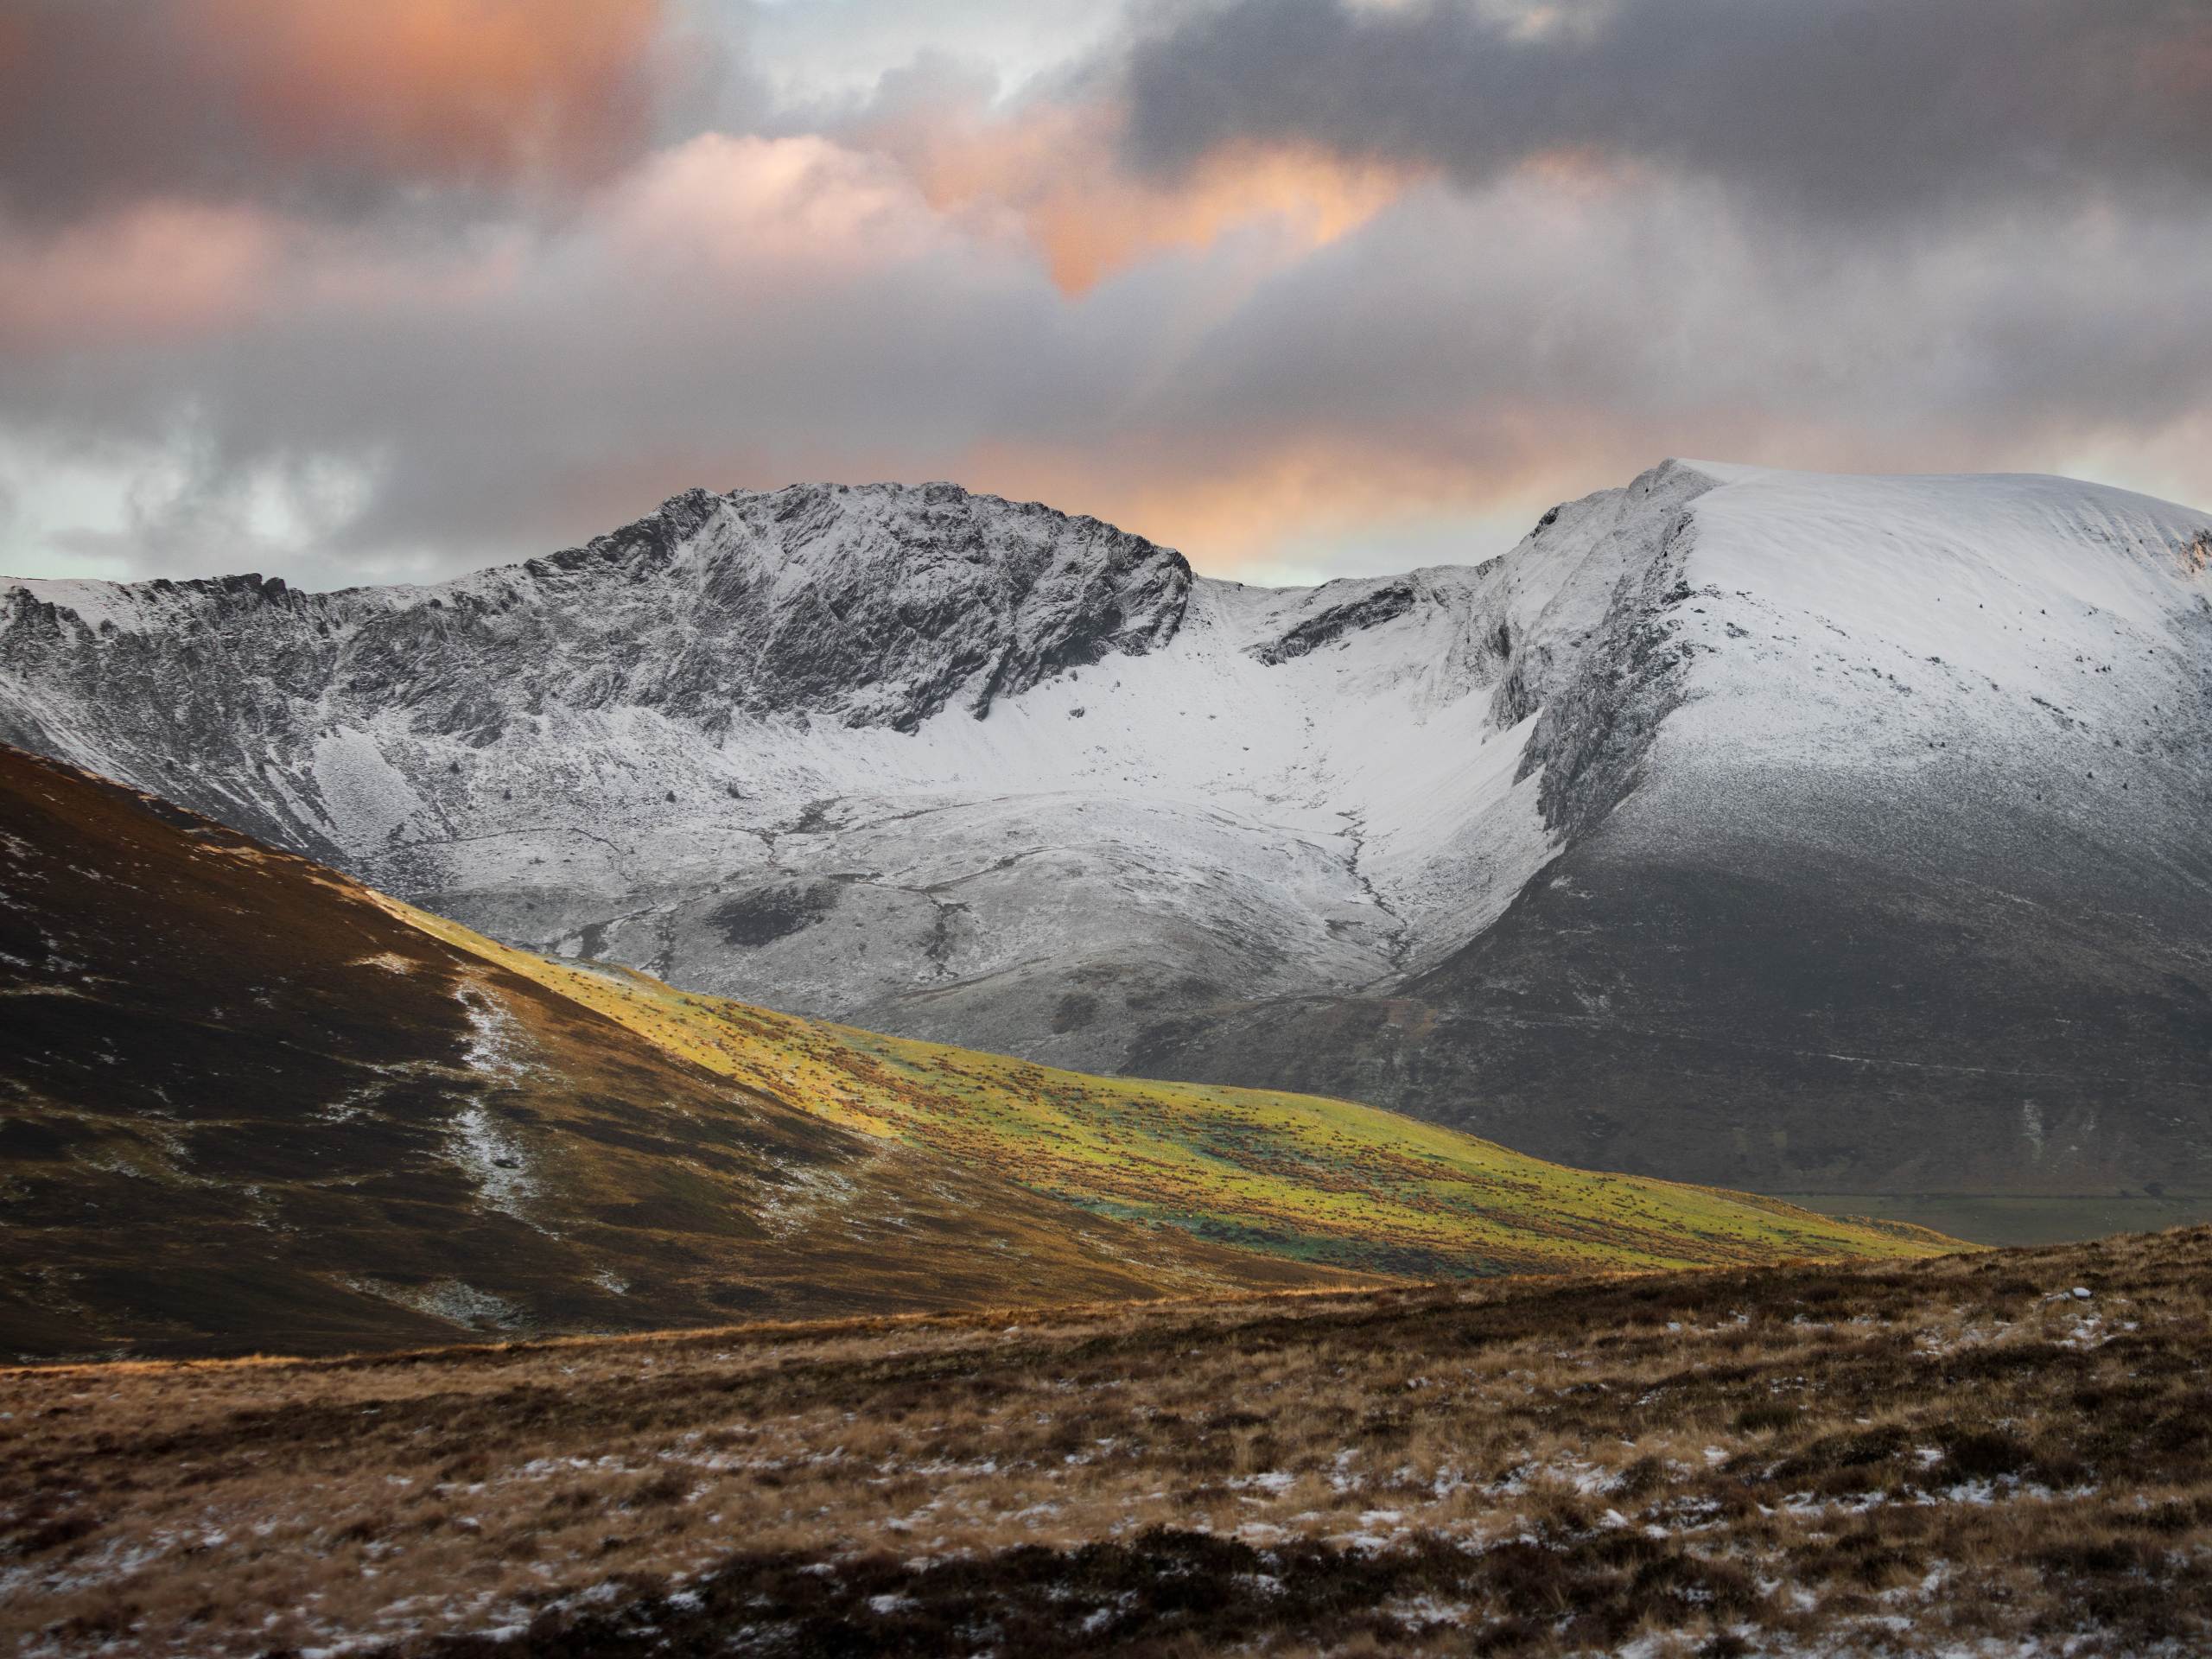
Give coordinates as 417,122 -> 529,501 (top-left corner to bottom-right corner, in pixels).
1,479 -> 1198,771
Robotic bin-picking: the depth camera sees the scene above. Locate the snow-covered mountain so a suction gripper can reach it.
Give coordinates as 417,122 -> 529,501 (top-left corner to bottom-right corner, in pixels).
6,461 -> 2209,1194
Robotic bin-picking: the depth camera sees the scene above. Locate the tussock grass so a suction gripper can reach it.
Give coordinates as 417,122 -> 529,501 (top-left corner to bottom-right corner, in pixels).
5,1228 -> 2207,1656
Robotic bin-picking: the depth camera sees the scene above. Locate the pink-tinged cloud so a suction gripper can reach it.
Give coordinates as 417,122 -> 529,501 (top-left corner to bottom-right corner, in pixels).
855,89 -> 1413,295
604,135 -> 955,278
0,202 -> 283,353
191,0 -> 668,191
0,0 -> 674,220
950,437 -> 1544,573
2,13 -> 2210,590
0,200 -> 543,364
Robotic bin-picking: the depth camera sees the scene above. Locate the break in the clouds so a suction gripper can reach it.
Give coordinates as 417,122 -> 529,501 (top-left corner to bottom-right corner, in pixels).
1,0 -> 2209,589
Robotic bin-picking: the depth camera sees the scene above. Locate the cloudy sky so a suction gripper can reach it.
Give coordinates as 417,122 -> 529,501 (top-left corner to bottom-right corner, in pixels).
3,0 -> 2209,589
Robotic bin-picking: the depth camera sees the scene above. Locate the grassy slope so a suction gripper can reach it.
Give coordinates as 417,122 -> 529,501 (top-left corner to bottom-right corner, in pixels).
389,899 -> 1957,1279
0,749 -> 1343,1361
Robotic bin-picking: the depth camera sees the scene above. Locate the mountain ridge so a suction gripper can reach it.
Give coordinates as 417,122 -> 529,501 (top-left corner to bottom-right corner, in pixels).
4,460 -> 2208,1198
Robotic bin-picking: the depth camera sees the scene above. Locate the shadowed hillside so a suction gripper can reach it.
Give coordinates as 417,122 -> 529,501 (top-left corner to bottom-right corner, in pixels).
0,747 -> 1949,1360
0,749 -> 1335,1357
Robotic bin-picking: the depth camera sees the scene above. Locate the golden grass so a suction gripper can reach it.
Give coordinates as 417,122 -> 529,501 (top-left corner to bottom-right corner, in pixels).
3,741 -> 1961,1365
381,894 -> 1961,1281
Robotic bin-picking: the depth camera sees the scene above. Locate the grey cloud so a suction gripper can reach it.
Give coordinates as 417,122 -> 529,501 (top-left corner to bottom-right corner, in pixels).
7,162 -> 2208,591
0,3 -> 257,223
1154,177 -> 2212,448
3,3 -> 2210,588
1123,0 -> 2212,219
0,191 -> 1091,586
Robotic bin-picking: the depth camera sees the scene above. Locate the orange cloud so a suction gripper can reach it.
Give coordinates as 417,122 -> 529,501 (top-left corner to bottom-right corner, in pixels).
187,0 -> 667,191
0,194 -> 548,360
0,201 -> 283,352
603,135 -> 950,276
862,97 -> 1414,295
953,435 -> 1559,572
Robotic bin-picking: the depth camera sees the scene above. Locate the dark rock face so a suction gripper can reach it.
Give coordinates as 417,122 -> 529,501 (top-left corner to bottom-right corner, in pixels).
1141,779 -> 2212,1194
652,483 -> 1192,734
1249,582 -> 1417,664
1510,521 -> 1700,840
485,482 -> 1184,737
710,882 -> 841,948
0,481 -> 1192,837
1129,758 -> 2212,1194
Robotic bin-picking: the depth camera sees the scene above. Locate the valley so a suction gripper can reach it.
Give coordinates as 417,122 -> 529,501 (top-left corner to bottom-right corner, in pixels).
1783,1192 -> 2212,1249
6,9 -> 2203,1654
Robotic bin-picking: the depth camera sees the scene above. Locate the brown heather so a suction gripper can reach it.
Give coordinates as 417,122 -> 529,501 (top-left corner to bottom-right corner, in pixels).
6,1228 -> 2212,1656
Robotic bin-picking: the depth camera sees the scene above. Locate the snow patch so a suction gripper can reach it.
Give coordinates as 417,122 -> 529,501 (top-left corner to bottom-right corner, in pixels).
346,1276 -> 524,1332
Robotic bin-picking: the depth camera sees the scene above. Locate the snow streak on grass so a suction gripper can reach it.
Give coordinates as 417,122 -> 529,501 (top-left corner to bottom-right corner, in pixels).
386,893 -> 1957,1281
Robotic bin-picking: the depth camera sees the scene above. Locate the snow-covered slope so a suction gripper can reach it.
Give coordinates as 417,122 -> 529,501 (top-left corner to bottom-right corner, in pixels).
0,477 -> 1580,1058
5,462 -> 2209,1193
1141,466 -> 2212,1193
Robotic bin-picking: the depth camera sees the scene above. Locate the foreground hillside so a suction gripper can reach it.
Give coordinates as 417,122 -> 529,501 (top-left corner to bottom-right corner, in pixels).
6,464 -> 2209,1200
7,1229 -> 2207,1657
0,747 -> 1941,1359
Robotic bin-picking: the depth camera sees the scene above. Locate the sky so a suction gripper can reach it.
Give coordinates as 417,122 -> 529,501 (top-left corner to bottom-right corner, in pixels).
3,0 -> 2209,591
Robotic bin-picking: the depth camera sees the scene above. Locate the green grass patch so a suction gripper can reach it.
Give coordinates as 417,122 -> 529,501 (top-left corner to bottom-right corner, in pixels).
388,897 -> 1965,1279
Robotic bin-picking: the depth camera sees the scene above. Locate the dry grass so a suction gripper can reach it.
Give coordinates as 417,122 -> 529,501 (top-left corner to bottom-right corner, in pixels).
6,1229 -> 2211,1656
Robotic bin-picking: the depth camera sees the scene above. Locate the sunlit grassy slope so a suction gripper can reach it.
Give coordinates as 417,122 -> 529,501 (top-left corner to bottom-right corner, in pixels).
387,899 -> 1957,1278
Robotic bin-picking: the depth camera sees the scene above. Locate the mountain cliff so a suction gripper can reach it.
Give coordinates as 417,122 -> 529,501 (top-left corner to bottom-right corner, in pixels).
5,462 -> 2209,1198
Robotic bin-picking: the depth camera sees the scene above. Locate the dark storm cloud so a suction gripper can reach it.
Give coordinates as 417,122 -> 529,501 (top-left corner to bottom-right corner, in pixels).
1125,0 -> 2212,218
